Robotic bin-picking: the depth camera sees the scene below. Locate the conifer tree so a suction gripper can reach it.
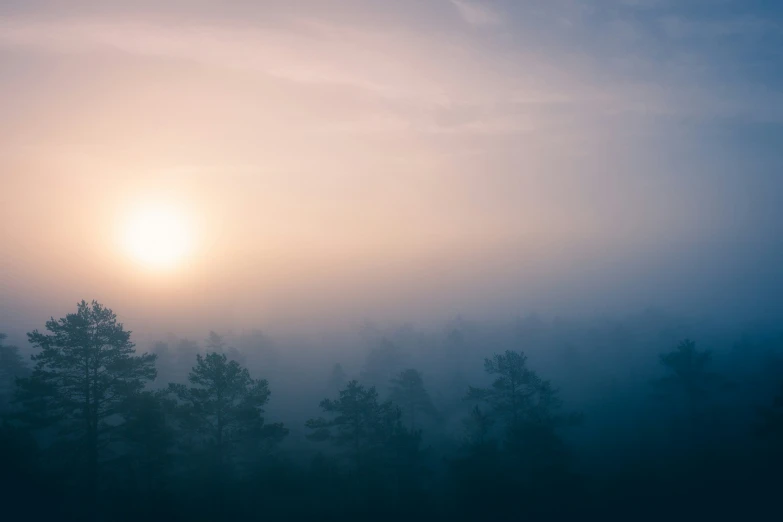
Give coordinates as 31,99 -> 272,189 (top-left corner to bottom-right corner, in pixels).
15,300 -> 156,511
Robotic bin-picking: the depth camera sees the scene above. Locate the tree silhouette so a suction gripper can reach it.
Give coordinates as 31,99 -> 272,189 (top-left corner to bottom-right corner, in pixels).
14,300 -> 156,513
168,352 -> 286,472
306,380 -> 407,470
206,331 -> 226,352
462,405 -> 493,447
466,350 -> 556,428
389,368 -> 436,430
328,362 -> 347,393
361,338 -> 406,389
654,339 -> 726,427
206,330 -> 245,365
465,350 -> 577,486
0,333 -> 28,411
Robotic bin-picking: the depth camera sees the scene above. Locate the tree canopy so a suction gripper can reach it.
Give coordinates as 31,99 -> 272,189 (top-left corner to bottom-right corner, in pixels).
388,368 -> 436,430
14,300 -> 156,510
168,352 -> 286,469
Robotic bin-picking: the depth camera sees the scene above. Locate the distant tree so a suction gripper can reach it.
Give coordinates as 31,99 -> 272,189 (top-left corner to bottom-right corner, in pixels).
175,337 -> 200,361
206,330 -> 245,365
168,352 -> 286,472
361,338 -> 406,389
306,380 -> 409,470
206,331 -> 227,352
515,314 -> 546,347
444,316 -> 470,382
389,368 -> 437,430
15,300 -> 156,511
467,350 -> 553,428
654,339 -> 727,424
152,340 -> 170,361
328,363 -> 347,393
466,350 -> 577,480
236,329 -> 278,368
0,333 -> 28,411
463,405 -> 493,447
152,337 -> 202,385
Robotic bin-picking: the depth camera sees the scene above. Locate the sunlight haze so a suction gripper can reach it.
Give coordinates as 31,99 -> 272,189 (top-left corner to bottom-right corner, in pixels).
1,0 -> 781,337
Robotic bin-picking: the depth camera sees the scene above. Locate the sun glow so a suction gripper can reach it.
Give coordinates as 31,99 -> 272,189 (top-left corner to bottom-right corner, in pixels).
121,202 -> 195,271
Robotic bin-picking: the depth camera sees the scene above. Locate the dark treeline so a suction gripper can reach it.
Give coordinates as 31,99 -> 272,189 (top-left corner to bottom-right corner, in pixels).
2,301 -> 783,521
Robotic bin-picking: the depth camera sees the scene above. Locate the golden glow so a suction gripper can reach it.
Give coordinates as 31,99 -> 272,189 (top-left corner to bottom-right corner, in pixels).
121,202 -> 194,271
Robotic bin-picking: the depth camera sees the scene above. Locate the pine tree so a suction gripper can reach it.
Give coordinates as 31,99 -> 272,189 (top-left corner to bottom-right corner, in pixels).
328,363 -> 347,393
306,380 -> 405,470
389,368 -> 436,430
466,350 -> 555,428
653,339 -> 728,433
206,331 -> 226,352
656,339 -> 719,404
15,300 -> 156,512
168,352 -> 286,471
466,350 -> 577,481
361,338 -> 406,389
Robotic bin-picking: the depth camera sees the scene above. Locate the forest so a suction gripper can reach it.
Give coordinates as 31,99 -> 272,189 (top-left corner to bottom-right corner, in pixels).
2,300 -> 782,521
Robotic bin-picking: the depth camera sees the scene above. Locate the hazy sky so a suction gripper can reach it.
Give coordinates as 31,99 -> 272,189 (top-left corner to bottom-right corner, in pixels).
1,1 -> 782,337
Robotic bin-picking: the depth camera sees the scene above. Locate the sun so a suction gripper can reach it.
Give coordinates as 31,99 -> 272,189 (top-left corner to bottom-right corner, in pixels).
121,202 -> 194,270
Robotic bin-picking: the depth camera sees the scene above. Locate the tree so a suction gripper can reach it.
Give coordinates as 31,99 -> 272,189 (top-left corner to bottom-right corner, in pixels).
389,368 -> 436,430
121,390 -> 174,494
463,405 -> 493,447
15,300 -> 156,511
328,363 -> 347,393
206,331 -> 226,352
168,352 -> 286,472
361,338 -> 406,389
654,339 -> 727,427
306,380 -> 405,470
0,332 -> 28,411
466,350 -> 555,428
465,350 -> 577,482
206,330 -> 245,365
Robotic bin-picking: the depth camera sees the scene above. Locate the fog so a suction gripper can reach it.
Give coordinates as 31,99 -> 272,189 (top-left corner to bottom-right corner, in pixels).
2,1 -> 782,520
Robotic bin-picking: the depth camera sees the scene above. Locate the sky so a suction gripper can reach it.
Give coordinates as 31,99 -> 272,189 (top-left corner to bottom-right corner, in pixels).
1,0 -> 782,339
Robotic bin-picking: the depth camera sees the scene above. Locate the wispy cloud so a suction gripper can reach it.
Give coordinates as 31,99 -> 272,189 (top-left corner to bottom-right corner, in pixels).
0,18 -> 403,96
450,0 -> 502,27
0,4 -> 779,141
0,15 -> 562,113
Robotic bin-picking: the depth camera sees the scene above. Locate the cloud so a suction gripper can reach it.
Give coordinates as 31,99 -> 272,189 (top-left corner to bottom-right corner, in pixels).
450,0 -> 502,27
0,15 -> 561,114
0,5 -> 779,140
0,18 -> 395,94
